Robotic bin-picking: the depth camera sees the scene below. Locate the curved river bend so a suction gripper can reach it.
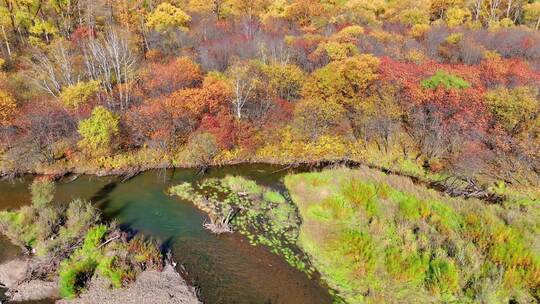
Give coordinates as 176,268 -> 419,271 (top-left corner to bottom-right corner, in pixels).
0,164 -> 332,304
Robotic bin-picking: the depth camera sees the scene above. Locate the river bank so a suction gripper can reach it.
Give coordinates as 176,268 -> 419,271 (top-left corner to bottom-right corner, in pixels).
1,151 -> 521,207
165,165 -> 540,302
0,257 -> 200,304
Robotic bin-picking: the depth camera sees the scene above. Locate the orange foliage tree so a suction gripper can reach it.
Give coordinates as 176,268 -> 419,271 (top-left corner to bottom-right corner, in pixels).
141,57 -> 204,97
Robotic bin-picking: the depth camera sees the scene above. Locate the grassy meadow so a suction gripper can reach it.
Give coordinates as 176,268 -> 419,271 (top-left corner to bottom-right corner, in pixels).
284,167 -> 540,303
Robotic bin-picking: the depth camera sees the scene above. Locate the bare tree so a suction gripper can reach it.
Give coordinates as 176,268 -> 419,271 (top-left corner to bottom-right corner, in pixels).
84,29 -> 138,110
26,43 -> 80,98
228,63 -> 256,119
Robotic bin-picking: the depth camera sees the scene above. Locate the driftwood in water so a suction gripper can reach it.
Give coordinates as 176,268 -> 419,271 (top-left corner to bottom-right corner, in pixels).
203,208 -> 238,234
120,167 -> 142,183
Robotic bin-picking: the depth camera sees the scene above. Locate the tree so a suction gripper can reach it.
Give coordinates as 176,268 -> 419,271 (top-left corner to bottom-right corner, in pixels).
302,54 -> 380,108
228,0 -> 270,21
340,0 -> 384,25
78,106 -> 119,156
14,101 -> 77,164
27,41 -> 80,98
263,63 -> 305,101
28,19 -> 58,46
84,30 -> 138,110
226,61 -> 270,119
164,73 -> 232,119
523,1 -> 540,30
352,84 -> 404,151
141,56 -> 203,97
146,3 -> 191,33
292,98 -> 350,141
485,86 -> 539,135
384,0 -> 431,25
0,88 -> 15,123
60,80 -> 101,108
445,7 -> 471,27
182,132 -> 220,166
485,86 -> 540,178
311,41 -> 359,62
283,0 -> 327,27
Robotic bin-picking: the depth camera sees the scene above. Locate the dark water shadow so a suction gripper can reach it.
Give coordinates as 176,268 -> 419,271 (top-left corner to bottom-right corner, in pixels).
89,181 -> 118,203
160,237 -> 175,254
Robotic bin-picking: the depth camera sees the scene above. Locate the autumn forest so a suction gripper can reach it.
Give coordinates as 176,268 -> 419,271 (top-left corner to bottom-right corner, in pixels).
0,0 -> 537,187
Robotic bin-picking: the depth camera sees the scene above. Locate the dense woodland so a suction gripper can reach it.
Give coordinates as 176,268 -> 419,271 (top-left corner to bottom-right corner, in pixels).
0,0 -> 539,193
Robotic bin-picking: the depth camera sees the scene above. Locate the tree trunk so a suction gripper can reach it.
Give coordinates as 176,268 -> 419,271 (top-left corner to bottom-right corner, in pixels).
1,25 -> 11,59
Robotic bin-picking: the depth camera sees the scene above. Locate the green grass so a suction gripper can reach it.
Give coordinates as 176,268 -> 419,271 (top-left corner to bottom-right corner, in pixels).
284,166 -> 540,303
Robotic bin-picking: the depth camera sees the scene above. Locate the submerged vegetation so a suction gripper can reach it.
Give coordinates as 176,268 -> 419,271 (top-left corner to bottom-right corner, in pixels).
284,167 -> 540,303
0,178 -> 163,300
169,175 -> 313,273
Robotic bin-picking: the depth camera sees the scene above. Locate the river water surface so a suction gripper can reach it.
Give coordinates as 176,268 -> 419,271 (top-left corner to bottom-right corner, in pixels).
0,164 -> 332,304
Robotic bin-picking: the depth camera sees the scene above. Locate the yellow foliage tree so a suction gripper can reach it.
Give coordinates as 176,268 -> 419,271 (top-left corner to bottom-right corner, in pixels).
312,41 -> 359,61
331,25 -> 365,43
293,97 -> 349,140
263,63 -> 305,101
302,54 -> 380,107
0,89 -> 16,124
340,0 -> 385,25
60,81 -> 101,108
146,3 -> 191,33
524,2 -> 540,30
445,7 -> 471,27
385,0 -> 431,25
283,0 -> 327,28
486,86 -> 539,135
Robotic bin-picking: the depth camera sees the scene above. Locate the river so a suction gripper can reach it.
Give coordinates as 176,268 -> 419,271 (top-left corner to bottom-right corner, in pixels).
0,164 -> 332,304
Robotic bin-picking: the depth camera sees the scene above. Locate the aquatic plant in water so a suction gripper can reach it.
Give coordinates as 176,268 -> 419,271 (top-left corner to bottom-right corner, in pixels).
169,176 -> 314,274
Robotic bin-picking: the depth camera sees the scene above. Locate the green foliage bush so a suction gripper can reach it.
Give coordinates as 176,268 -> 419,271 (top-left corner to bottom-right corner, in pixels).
59,224 -> 127,298
0,207 -> 38,248
78,106 -> 119,156
426,257 -> 460,295
30,178 -> 55,209
421,70 -> 471,90
59,257 -> 97,299
222,175 -> 263,195
263,190 -> 286,204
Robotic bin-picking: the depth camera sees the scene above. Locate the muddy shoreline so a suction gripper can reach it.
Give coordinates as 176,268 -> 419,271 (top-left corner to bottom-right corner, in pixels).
0,257 -> 200,304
